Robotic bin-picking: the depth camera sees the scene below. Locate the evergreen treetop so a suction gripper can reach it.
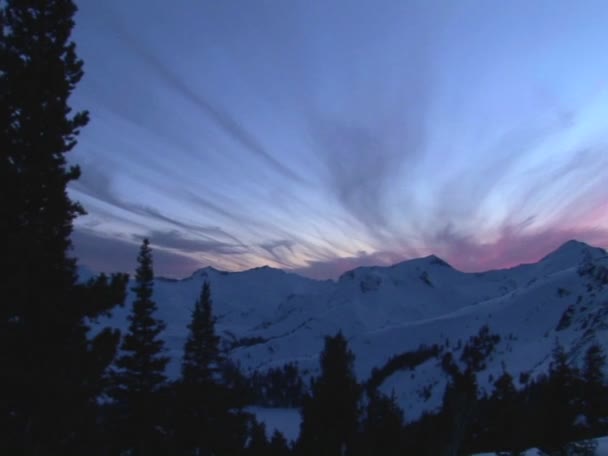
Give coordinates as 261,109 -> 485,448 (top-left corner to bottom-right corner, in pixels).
181,280 -> 221,385
298,331 -> 360,456
582,343 -> 608,433
583,343 -> 606,387
174,280 -> 250,455
110,239 -> 169,455
114,239 -> 168,396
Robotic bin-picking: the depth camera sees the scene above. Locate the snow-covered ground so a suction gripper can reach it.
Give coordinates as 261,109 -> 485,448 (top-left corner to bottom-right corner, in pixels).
92,240 -> 608,420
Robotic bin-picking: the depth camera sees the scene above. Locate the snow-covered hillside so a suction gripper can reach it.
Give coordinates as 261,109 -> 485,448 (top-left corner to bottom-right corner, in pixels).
93,240 -> 608,421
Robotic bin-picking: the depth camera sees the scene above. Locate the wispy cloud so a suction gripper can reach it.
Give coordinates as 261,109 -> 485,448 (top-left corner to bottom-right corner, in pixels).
100,5 -> 307,186
69,0 -> 608,279
142,229 -> 245,255
72,228 -> 203,278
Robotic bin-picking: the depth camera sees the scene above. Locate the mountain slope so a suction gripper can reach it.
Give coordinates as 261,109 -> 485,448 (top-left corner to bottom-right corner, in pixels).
94,240 -> 608,420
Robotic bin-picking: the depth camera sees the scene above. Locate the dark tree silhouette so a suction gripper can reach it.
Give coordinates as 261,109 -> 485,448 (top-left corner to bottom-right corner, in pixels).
536,342 -> 583,455
246,419 -> 270,456
182,281 -> 221,385
359,391 -> 405,456
0,1 -> 127,454
439,369 -> 478,456
269,429 -> 291,456
112,239 -> 169,455
297,331 -> 360,456
480,370 -> 527,454
249,362 -> 306,407
172,280 -> 250,455
582,343 -> 607,434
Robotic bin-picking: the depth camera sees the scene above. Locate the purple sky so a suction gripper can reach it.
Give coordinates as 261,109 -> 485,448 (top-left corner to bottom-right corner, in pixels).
69,0 -> 608,279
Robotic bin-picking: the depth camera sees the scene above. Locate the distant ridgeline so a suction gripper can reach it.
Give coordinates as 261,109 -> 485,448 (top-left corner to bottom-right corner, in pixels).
86,239 -> 608,454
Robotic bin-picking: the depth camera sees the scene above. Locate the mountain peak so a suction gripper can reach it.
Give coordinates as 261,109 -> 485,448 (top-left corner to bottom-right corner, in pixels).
390,254 -> 453,270
337,253 -> 453,282
540,239 -> 606,266
188,265 -> 229,279
251,265 -> 278,271
424,254 -> 453,268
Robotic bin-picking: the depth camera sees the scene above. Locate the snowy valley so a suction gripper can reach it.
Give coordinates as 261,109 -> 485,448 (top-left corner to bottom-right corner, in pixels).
95,240 -> 608,434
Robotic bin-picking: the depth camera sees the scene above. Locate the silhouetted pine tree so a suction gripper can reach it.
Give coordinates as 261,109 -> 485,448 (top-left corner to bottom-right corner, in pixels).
182,281 -> 221,384
404,412 -> 445,456
249,362 -> 306,407
481,370 -> 527,454
246,419 -> 270,456
297,331 -> 360,456
359,391 -> 404,456
0,1 -> 127,454
112,239 -> 169,455
537,342 -> 582,455
439,369 -> 478,456
269,430 -> 291,456
582,343 -> 607,434
174,280 -> 238,455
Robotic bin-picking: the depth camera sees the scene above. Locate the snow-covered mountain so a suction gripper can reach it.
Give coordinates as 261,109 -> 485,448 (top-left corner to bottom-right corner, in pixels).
95,239 -> 608,420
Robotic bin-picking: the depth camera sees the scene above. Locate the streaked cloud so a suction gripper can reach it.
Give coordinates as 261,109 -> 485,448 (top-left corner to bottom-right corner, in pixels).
70,0 -> 608,279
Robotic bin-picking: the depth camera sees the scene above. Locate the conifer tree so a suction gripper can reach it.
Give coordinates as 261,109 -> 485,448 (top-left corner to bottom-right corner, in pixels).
438,368 -> 478,456
182,281 -> 221,385
484,371 -> 526,454
174,280 -> 249,455
537,342 -> 583,455
360,391 -> 404,456
175,280 -> 222,454
297,331 -> 360,456
1,1 -> 127,453
246,419 -> 270,456
582,343 -> 607,434
112,239 -> 169,455
269,430 -> 291,456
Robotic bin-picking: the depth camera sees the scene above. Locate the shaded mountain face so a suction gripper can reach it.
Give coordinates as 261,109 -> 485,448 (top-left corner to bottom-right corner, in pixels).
96,240 -> 608,419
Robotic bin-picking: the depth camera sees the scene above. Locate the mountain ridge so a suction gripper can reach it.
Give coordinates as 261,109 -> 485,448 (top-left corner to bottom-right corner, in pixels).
93,239 -> 608,421
90,238 -> 604,285
79,239 -> 606,285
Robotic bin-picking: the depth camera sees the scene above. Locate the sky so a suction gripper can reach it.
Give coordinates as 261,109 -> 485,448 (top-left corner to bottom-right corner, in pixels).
68,0 -> 608,279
